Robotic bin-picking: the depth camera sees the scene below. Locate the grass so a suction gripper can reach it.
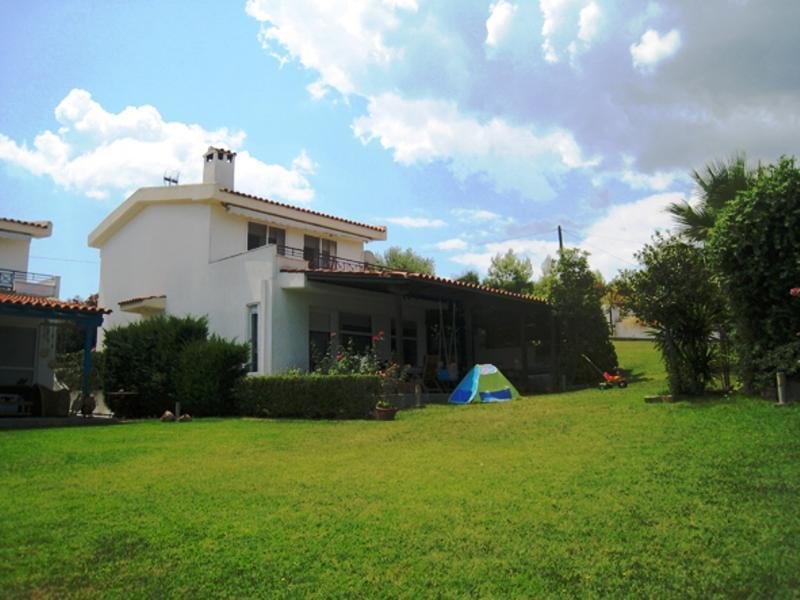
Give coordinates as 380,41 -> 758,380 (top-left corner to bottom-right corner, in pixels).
1,340 -> 800,598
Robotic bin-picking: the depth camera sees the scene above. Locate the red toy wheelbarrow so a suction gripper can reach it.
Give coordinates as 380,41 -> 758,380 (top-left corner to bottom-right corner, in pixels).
581,354 -> 628,389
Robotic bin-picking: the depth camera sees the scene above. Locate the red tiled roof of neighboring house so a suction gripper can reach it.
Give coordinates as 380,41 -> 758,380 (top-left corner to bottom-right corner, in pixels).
281,268 -> 548,304
220,188 -> 387,233
0,217 -> 50,230
118,294 -> 166,305
0,292 -> 111,314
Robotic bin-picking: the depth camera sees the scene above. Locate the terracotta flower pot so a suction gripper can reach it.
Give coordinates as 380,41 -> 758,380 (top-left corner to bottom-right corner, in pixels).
374,406 -> 398,421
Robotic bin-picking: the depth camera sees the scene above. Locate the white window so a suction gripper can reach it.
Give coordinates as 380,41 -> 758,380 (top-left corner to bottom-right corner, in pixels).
247,305 -> 259,372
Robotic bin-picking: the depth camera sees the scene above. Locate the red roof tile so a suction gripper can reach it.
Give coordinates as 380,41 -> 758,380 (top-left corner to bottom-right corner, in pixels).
0,217 -> 50,230
281,268 -> 548,304
0,292 -> 111,314
118,294 -> 166,305
221,189 -> 387,233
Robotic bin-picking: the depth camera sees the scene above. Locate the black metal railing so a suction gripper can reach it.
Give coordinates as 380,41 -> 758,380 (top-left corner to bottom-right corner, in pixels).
0,268 -> 60,294
276,245 -> 385,272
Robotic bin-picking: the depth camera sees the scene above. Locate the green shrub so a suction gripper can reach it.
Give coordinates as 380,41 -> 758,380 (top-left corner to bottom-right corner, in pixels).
707,156 -> 800,390
176,336 -> 249,416
103,315 -> 209,418
235,374 -> 381,419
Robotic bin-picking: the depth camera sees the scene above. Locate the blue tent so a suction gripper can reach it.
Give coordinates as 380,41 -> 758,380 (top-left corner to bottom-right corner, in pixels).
448,364 -> 520,404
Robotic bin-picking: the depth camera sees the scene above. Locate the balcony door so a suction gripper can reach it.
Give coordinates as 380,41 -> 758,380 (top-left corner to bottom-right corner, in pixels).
303,236 -> 338,269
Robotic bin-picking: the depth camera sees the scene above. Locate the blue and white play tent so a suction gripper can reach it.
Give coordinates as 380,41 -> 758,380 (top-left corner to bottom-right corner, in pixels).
448,364 -> 520,404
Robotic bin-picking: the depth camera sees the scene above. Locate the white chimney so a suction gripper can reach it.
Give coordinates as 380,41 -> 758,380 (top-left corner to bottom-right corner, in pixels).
202,147 -> 237,189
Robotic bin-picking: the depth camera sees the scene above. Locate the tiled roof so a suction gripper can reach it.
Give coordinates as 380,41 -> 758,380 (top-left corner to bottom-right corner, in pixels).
118,294 -> 166,305
0,217 -> 50,229
0,292 -> 111,314
281,268 -> 548,304
221,189 -> 387,233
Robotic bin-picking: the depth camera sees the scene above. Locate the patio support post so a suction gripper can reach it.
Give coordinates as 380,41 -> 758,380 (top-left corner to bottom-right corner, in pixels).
394,294 -> 405,364
464,304 -> 474,366
519,312 -> 528,390
81,322 -> 93,400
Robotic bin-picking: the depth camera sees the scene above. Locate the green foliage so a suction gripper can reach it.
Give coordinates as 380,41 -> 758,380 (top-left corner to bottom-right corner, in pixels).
235,373 -> 381,419
667,153 -> 753,243
545,248 -> 617,384
707,156 -> 800,389
455,270 -> 480,285
175,336 -> 249,416
4,342 -> 800,598
483,249 -> 534,293
377,246 -> 435,274
619,234 -> 725,396
103,315 -> 209,418
50,350 -> 105,392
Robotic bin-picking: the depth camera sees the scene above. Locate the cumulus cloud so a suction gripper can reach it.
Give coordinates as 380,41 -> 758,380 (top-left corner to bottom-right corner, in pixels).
353,93 -> 599,201
0,89 -> 315,202
630,28 -> 682,72
245,0 -> 417,99
385,216 -> 446,228
579,191 -> 684,277
485,0 -> 518,49
451,208 -> 506,222
434,238 -> 468,251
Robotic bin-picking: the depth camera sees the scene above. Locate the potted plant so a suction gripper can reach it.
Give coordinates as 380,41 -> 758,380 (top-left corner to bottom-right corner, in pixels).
374,396 -> 398,420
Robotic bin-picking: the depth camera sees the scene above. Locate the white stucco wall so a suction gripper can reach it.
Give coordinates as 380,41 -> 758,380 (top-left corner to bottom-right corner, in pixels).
0,236 -> 31,272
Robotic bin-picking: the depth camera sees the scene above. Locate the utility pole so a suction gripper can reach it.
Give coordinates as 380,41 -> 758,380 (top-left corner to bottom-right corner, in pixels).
557,225 -> 564,254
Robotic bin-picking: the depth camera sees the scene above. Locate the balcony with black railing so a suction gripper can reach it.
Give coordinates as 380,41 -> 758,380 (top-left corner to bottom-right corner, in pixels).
276,245 -> 385,272
0,268 -> 61,297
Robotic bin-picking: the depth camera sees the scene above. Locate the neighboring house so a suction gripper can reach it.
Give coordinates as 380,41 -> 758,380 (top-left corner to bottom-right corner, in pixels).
605,305 -> 652,340
89,148 -> 555,389
0,217 -> 108,405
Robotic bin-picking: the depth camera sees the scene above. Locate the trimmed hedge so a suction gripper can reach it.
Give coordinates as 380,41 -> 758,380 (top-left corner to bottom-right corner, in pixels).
235,374 -> 382,419
176,336 -> 249,417
104,315 -> 208,418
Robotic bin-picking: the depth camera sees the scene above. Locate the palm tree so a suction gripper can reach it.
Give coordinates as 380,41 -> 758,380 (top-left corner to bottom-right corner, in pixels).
668,154 -> 752,243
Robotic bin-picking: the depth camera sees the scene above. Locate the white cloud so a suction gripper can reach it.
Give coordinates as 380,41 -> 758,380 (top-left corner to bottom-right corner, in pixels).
452,238 -> 560,275
577,1 -> 601,43
434,238 -> 468,251
485,0 -> 518,48
0,89 -> 315,202
451,207 -> 505,222
630,28 -> 682,72
385,216 -> 446,228
579,191 -> 684,277
245,0 -> 417,99
353,93 -> 599,201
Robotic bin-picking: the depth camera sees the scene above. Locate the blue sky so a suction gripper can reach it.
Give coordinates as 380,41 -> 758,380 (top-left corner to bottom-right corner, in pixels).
2,1 -> 798,299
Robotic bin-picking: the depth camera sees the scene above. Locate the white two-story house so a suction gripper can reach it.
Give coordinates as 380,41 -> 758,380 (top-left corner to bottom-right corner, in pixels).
90,148 -> 555,388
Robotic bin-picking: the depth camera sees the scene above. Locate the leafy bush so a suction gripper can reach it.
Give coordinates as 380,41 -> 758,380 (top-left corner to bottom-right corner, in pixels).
541,248 -> 617,384
619,234 -> 725,396
51,350 -> 104,392
236,374 -> 381,419
707,156 -> 800,390
175,336 -> 249,416
103,315 -> 209,418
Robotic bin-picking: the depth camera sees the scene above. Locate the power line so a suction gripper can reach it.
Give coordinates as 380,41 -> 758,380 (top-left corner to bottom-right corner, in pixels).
30,255 -> 99,265
560,229 -> 639,268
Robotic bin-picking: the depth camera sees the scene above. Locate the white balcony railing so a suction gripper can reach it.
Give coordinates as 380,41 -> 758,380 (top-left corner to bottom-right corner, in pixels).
0,268 -> 61,298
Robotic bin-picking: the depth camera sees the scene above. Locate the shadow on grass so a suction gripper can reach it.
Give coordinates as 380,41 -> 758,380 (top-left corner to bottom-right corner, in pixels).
621,368 -> 651,384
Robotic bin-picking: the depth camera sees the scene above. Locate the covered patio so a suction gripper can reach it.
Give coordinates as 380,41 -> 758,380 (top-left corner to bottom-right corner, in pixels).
282,268 -> 558,393
0,292 -> 110,417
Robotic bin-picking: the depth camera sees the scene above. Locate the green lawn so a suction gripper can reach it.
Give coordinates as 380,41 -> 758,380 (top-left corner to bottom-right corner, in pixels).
2,341 -> 800,598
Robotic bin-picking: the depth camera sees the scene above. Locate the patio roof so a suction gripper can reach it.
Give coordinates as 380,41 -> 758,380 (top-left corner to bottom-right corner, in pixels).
281,268 -> 549,307
0,292 -> 110,320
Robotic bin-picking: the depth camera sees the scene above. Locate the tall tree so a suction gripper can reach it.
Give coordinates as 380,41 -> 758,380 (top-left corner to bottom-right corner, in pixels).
546,248 -> 617,385
455,270 -> 480,285
483,249 -> 533,293
377,247 -> 435,275
667,154 -> 753,243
